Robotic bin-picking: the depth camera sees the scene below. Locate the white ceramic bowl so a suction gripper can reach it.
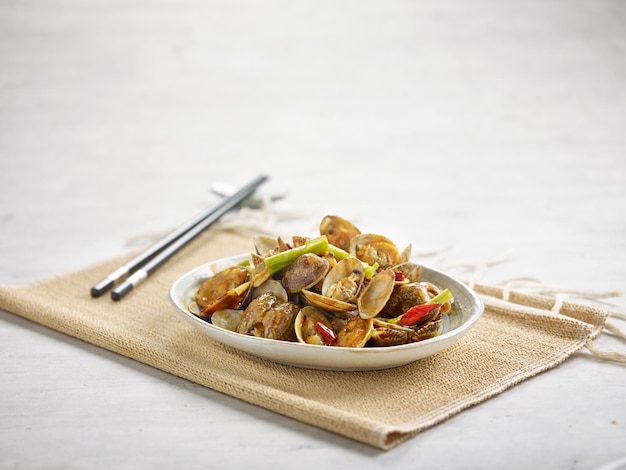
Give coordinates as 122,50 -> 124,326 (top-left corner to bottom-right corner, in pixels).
169,254 -> 484,371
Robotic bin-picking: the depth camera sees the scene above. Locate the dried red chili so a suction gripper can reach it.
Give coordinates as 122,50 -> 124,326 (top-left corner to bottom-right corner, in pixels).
397,303 -> 440,326
314,321 -> 337,344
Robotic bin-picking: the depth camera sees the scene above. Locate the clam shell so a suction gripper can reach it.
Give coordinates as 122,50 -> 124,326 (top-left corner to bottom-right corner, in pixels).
253,235 -> 280,257
357,269 -> 395,319
349,233 -> 399,268
252,279 -> 288,302
392,260 -> 423,283
321,256 -> 365,302
294,306 -> 333,345
334,315 -> 374,348
412,318 -> 443,342
194,265 -> 249,309
369,326 -> 411,347
301,289 -> 357,313
211,309 -> 244,331
319,215 -> 361,251
281,253 -> 330,293
237,293 -> 299,341
197,281 -> 252,318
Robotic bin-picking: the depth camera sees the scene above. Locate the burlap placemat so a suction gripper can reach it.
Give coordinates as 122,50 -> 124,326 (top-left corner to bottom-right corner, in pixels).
0,228 -> 620,450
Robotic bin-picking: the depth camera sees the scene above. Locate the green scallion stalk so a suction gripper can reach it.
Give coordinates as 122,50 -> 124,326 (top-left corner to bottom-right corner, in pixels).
429,288 -> 453,305
363,262 -> 379,278
326,243 -> 351,260
263,235 -> 330,274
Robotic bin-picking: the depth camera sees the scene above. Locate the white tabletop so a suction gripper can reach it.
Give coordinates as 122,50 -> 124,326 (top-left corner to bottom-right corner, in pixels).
1,1 -> 625,468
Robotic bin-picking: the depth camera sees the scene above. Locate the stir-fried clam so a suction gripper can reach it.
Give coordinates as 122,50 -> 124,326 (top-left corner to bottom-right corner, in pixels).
189,215 -> 455,348
319,215 -> 361,251
349,233 -> 400,269
192,265 -> 252,318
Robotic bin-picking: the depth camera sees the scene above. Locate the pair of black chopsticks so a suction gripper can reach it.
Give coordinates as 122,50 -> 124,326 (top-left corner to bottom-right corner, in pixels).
91,175 -> 269,301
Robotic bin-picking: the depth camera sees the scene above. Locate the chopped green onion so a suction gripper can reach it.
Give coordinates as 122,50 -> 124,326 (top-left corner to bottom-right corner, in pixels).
430,288 -> 453,305
326,243 -> 351,260
263,235 -> 329,274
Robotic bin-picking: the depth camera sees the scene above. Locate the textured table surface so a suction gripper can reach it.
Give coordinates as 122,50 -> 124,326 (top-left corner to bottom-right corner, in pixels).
1,1 -> 625,468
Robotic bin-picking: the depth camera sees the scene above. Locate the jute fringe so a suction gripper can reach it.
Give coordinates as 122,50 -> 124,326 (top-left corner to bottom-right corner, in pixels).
435,250 -> 626,366
465,274 -> 626,365
584,340 -> 626,364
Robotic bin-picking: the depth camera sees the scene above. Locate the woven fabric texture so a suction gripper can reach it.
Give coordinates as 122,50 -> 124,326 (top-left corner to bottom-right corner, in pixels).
0,229 -> 605,450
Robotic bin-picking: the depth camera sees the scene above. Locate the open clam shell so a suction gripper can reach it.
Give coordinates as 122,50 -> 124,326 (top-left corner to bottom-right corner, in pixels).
194,265 -> 249,309
334,315 -> 374,348
349,233 -> 399,269
294,306 -> 334,345
321,256 -> 365,302
357,269 -> 396,319
319,215 -> 361,251
301,289 -> 357,313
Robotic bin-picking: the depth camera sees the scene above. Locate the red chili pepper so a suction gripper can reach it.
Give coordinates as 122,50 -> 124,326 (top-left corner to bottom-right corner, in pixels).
397,303 -> 440,326
394,271 -> 405,282
314,321 -> 337,344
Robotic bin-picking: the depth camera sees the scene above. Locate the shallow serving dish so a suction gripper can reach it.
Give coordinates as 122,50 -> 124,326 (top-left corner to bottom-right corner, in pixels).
169,254 -> 484,371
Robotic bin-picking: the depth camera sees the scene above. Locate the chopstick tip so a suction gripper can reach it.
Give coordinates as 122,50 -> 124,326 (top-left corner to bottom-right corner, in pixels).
111,282 -> 133,301
90,280 -> 114,298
